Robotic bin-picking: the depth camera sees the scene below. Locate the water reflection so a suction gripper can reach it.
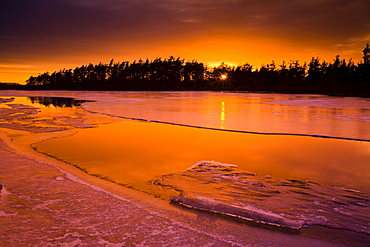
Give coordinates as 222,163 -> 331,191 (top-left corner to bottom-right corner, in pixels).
34,119 -> 370,197
0,96 -> 116,132
2,91 -> 369,140
29,97 -> 92,108
12,91 -> 369,234
3,92 -> 369,197
220,101 -> 225,129
81,92 -> 370,141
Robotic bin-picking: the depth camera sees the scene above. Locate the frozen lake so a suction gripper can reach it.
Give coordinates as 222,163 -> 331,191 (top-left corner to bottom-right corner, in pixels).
84,91 -> 370,141
1,90 -> 370,236
2,91 -> 370,140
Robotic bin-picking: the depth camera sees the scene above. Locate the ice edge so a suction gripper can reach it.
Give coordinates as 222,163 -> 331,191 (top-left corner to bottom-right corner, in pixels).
170,196 -> 303,230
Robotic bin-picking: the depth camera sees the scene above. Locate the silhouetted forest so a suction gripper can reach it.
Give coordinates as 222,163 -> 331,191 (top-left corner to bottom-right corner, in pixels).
4,44 -> 370,96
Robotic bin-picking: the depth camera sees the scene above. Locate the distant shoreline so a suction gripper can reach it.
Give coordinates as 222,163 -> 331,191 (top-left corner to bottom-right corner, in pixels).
1,87 -> 370,99
2,44 -> 370,96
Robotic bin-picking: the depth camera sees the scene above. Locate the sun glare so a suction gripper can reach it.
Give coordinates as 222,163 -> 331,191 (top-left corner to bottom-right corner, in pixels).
221,74 -> 227,80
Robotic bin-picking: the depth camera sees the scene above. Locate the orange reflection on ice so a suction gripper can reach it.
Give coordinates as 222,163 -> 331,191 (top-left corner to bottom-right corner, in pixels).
220,101 -> 225,129
35,119 -> 370,197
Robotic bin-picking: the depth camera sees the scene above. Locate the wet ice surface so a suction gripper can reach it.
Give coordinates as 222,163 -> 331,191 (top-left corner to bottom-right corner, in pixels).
1,133 -> 352,246
0,140 -> 246,246
0,95 -> 117,133
1,90 -> 370,140
80,92 -> 370,141
159,161 -> 370,233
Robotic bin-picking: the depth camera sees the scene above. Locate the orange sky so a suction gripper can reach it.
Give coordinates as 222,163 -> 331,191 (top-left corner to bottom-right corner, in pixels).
1,0 -> 369,84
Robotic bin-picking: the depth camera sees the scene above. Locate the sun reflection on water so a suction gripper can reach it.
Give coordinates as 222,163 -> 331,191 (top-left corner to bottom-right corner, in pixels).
220,101 -> 226,129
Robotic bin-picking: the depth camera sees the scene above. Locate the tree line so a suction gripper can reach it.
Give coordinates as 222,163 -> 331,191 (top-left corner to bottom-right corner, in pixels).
6,44 -> 370,96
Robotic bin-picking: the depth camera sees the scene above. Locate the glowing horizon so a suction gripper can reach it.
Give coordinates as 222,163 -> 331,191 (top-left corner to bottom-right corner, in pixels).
1,0 -> 369,84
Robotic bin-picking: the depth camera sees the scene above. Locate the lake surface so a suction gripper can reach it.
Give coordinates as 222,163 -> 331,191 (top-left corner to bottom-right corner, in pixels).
1,90 -> 370,234
82,91 -> 370,141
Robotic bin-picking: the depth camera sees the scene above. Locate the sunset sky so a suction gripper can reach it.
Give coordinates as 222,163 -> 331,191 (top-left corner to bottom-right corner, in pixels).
1,0 -> 369,84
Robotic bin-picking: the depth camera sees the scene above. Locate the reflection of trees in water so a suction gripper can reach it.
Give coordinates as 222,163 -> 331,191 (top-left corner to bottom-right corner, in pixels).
29,97 -> 91,108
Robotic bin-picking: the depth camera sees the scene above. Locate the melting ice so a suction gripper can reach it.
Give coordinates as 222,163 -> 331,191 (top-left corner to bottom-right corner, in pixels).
157,161 -> 370,232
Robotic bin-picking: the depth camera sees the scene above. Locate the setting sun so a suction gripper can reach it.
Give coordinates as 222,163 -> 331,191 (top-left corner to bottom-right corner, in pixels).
221,74 -> 227,80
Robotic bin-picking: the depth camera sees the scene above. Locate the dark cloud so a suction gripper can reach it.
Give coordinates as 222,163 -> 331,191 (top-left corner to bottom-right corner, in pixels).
0,0 -> 199,56
2,0 -> 368,49
177,0 -> 370,44
2,1 -> 166,39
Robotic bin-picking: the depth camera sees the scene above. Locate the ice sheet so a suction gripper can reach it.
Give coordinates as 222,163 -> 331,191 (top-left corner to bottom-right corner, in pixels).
164,161 -> 370,233
1,91 -> 370,140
